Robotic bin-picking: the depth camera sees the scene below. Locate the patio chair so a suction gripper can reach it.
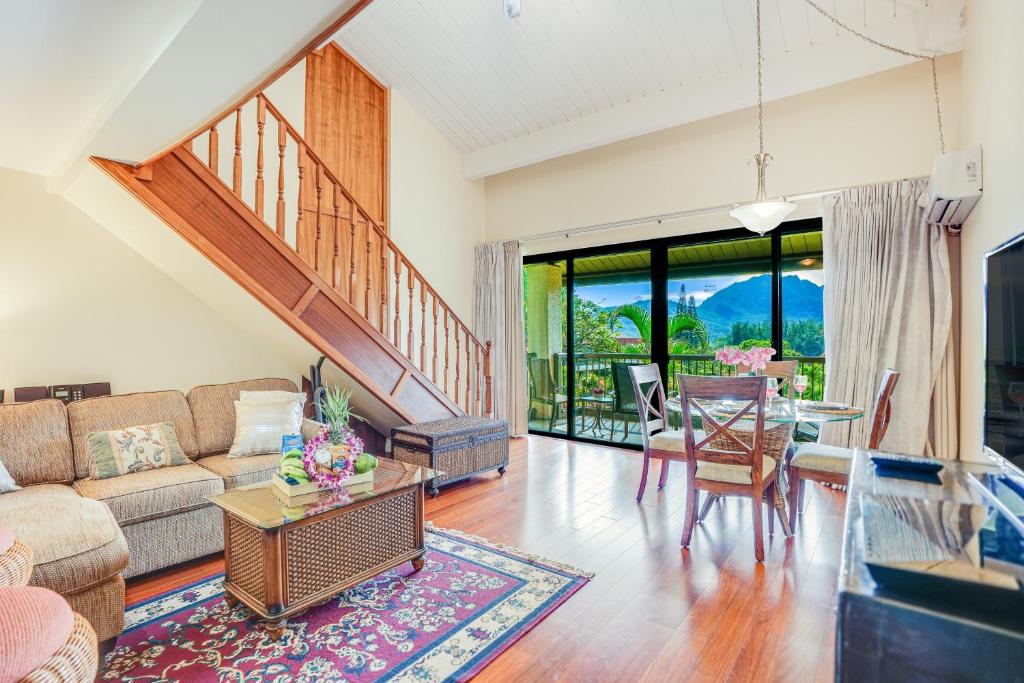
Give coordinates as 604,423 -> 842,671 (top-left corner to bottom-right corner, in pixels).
610,362 -> 642,441
677,375 -> 781,562
628,364 -> 701,502
787,369 -> 900,530
528,356 -> 567,432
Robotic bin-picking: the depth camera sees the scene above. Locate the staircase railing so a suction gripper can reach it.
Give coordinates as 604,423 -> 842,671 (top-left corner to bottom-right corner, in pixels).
175,92 -> 492,417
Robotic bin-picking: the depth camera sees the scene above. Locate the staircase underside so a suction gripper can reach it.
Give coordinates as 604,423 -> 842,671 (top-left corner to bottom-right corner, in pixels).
93,148 -> 460,424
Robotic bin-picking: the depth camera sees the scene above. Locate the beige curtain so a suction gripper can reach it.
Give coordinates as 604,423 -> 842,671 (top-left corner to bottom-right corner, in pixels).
821,178 -> 957,456
473,241 -> 529,435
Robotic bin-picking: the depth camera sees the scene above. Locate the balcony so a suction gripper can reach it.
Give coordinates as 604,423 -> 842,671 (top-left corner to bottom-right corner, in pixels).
528,352 -> 826,445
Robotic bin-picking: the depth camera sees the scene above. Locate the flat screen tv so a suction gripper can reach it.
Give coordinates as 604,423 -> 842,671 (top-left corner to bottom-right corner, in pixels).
986,232 -> 1024,468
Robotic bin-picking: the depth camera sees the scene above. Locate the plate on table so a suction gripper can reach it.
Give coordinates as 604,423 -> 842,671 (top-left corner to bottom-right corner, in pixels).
801,400 -> 850,411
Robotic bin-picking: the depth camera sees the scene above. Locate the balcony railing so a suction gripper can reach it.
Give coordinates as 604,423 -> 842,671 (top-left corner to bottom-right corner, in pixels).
551,352 -> 826,402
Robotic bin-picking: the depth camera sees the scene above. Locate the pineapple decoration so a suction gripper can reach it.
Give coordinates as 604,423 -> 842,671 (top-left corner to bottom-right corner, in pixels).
303,386 -> 376,490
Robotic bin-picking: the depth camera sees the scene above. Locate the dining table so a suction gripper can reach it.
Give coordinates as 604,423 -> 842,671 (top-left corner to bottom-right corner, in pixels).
664,396 -> 867,536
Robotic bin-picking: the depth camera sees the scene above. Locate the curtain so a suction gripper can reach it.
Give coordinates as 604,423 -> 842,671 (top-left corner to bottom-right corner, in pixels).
821,178 -> 957,456
473,241 -> 529,435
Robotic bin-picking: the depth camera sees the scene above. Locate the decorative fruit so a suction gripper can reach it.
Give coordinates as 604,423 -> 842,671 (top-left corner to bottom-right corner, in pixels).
354,453 -> 378,475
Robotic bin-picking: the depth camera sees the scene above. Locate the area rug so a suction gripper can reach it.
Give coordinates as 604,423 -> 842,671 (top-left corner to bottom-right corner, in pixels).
103,528 -> 592,682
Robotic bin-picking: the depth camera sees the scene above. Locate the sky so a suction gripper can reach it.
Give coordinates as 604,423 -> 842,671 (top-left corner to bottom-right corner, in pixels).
577,270 -> 825,308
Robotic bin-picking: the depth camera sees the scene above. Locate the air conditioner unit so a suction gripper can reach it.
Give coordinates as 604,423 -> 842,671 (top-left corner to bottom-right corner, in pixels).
921,146 -> 983,228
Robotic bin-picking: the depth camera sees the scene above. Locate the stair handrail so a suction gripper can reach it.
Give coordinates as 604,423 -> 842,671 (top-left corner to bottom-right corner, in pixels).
170,90 -> 493,417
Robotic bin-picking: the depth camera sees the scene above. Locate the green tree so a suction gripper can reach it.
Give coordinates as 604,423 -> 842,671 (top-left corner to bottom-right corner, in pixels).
563,295 -> 623,353
784,319 -> 825,356
613,304 -> 709,354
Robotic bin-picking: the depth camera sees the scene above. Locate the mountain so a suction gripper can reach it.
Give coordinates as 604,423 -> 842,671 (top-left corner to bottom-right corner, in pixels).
696,274 -> 823,340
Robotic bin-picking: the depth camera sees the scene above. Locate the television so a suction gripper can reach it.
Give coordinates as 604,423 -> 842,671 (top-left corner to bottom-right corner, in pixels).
985,232 -> 1024,468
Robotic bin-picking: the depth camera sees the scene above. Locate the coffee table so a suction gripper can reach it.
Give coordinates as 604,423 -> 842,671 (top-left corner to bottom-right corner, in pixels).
209,458 -> 438,639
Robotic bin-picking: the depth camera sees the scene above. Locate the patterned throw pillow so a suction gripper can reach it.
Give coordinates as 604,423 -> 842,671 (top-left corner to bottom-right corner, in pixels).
87,423 -> 189,480
0,457 -> 19,494
228,399 -> 304,458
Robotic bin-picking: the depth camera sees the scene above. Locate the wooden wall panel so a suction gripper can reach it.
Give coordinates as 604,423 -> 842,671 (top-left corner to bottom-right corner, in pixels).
304,42 -> 388,229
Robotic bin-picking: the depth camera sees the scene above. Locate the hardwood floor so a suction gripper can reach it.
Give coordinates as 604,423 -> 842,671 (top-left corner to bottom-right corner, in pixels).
126,435 -> 846,682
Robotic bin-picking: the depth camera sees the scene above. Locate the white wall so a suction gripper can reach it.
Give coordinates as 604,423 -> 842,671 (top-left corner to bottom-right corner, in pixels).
484,55 -> 962,254
389,90 -> 486,322
958,1 -> 1024,461
0,167 -> 307,397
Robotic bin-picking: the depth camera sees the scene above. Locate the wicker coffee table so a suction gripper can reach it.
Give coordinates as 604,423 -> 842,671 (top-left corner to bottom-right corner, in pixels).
210,458 -> 438,639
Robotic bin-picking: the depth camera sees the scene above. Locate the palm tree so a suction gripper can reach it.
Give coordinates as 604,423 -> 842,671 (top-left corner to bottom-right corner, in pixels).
613,304 -> 708,354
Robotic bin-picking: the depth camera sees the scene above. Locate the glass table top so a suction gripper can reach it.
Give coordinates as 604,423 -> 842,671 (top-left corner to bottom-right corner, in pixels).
665,397 -> 865,424
209,458 -> 438,530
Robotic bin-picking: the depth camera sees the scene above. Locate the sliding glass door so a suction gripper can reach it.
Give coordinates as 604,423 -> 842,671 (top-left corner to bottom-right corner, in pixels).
523,219 -> 824,448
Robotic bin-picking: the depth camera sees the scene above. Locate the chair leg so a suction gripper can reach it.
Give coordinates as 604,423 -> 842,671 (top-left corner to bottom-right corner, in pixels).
766,484 -> 775,536
697,493 -> 715,522
788,467 -> 802,531
636,450 -> 651,503
681,479 -> 699,548
751,493 -> 765,561
658,458 -> 671,489
548,403 -> 557,431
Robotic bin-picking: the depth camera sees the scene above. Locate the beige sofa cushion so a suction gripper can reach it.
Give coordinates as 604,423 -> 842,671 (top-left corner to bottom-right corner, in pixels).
0,400 -> 75,485
0,484 -> 128,594
187,379 -> 299,457
696,455 -> 777,485
73,464 -> 223,526
67,391 -> 199,480
199,452 -> 279,489
791,443 -> 853,475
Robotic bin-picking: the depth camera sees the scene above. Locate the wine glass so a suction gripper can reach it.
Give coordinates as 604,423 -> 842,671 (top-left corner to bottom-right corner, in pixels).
765,377 -> 779,406
794,374 -> 808,403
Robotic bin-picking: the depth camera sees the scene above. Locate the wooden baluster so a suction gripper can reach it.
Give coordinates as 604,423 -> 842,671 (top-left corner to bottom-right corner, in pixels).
465,329 -> 471,411
419,281 -> 427,371
393,254 -> 402,348
255,97 -> 265,220
444,309 -> 450,395
484,341 -> 493,417
406,267 -> 415,361
349,205 -> 357,304
455,327 -> 461,410
276,119 -> 286,238
475,342 -> 481,416
432,297 -> 439,383
208,124 -> 219,174
379,236 -> 388,335
295,144 -> 305,255
364,218 -> 372,319
332,184 -> 341,289
314,163 -> 322,274
232,107 -> 242,196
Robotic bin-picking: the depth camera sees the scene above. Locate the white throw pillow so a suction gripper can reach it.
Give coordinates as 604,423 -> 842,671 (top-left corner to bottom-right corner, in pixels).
228,399 -> 304,458
238,390 -> 307,406
0,457 -> 20,494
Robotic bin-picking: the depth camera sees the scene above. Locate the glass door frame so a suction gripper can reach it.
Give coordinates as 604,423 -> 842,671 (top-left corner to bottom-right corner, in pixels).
523,217 -> 822,448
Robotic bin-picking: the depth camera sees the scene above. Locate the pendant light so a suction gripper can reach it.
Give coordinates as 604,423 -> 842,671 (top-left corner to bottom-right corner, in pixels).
730,0 -> 796,235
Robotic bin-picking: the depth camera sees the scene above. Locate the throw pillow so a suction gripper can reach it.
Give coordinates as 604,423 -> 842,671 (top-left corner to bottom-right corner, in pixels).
238,390 -> 307,406
87,423 -> 189,480
228,399 -> 304,458
0,457 -> 20,494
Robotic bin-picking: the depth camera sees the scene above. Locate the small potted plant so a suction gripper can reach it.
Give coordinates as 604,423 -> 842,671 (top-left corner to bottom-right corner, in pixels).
303,387 -> 378,491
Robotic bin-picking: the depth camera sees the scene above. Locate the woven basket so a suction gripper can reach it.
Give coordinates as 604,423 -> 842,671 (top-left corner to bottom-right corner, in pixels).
0,539 -> 33,587
22,613 -> 98,683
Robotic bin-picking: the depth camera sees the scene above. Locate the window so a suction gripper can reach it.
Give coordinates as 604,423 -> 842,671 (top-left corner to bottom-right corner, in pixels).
522,220 -> 824,447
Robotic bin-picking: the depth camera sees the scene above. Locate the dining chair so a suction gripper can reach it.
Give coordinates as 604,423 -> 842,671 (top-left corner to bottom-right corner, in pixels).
528,356 -> 567,432
677,374 -> 781,562
610,362 -> 641,442
787,368 -> 900,530
736,359 -> 797,398
628,364 -> 700,502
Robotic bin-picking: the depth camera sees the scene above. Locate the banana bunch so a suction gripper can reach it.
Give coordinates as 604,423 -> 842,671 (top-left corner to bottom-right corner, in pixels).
279,448 -> 309,485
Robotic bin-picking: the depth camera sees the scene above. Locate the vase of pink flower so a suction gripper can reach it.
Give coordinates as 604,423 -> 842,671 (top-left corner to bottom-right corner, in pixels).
714,346 -> 776,375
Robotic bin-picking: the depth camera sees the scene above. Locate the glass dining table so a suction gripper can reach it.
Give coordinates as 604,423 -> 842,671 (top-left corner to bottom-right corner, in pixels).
663,396 -> 866,536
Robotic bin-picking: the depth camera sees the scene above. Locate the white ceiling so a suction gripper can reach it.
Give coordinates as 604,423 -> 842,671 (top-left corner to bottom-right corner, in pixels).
335,0 -> 964,178
0,1 -> 203,175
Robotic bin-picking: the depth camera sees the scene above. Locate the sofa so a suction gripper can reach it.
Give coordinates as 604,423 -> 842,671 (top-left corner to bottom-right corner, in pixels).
0,377 -> 315,648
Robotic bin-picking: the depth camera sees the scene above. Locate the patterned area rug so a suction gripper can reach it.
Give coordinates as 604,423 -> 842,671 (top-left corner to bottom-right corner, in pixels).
104,528 -> 592,682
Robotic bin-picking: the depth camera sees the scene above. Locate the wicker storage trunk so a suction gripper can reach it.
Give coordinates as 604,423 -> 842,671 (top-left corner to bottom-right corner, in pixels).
391,417 -> 509,497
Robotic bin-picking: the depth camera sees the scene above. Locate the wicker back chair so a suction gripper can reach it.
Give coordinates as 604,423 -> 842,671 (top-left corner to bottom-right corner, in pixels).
788,369 -> 900,530
528,356 -> 566,432
610,362 -> 641,441
677,374 -> 783,562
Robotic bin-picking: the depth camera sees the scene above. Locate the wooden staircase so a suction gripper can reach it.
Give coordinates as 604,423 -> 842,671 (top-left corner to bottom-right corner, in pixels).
93,92 -> 491,425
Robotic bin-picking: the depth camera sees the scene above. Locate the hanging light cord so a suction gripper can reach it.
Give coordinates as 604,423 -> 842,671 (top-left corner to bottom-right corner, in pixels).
802,0 -> 945,153
756,0 -> 766,159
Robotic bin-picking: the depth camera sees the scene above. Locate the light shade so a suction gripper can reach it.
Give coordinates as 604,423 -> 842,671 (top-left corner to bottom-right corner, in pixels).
729,199 -> 797,235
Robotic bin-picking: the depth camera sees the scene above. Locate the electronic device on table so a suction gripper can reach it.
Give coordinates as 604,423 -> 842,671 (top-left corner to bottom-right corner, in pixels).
12,382 -> 111,404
